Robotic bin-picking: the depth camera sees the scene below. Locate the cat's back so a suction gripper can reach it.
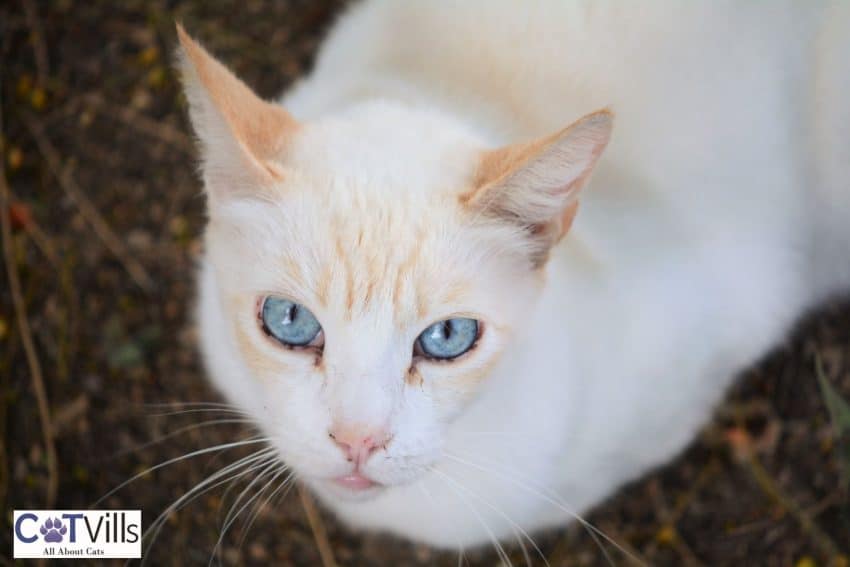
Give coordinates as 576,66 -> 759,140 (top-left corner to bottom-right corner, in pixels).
290,1 -> 824,213
292,1 -> 818,138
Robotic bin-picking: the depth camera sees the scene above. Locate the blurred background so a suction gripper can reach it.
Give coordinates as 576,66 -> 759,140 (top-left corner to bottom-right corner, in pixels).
1,1 -> 848,565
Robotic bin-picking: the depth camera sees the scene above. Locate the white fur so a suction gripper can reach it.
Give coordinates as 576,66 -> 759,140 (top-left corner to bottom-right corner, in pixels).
192,1 -> 850,549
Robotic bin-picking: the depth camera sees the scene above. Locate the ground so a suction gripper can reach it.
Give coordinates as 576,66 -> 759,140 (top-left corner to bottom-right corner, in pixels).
1,1 -> 848,565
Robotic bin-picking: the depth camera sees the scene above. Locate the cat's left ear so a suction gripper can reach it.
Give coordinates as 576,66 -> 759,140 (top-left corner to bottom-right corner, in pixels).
461,109 -> 612,267
176,24 -> 298,204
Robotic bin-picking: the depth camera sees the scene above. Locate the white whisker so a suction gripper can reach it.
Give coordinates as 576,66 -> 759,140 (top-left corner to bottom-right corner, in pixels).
221,459 -> 280,535
429,466 -> 514,567
141,402 -> 239,408
431,467 -> 547,567
443,452 -> 643,566
210,463 -> 289,566
138,447 -> 278,565
237,469 -> 297,551
145,408 -> 252,418
109,418 -> 257,459
95,437 -> 270,507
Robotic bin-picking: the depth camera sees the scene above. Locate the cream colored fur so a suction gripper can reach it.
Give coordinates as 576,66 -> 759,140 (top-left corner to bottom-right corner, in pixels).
180,1 -> 850,550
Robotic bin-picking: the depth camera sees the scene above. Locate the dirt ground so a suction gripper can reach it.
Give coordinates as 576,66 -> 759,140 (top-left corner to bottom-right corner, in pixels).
1,1 -> 849,565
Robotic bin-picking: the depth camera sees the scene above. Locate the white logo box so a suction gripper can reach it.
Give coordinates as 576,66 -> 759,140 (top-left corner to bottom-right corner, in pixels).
13,510 -> 142,559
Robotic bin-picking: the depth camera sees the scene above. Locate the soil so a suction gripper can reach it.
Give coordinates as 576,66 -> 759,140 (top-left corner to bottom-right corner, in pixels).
1,1 -> 848,565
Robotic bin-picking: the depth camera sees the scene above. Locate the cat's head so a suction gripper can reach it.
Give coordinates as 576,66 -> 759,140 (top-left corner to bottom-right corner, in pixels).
177,27 -> 611,498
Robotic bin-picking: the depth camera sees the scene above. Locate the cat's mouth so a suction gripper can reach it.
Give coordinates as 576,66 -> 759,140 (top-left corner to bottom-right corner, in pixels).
323,472 -> 386,500
333,472 -> 378,491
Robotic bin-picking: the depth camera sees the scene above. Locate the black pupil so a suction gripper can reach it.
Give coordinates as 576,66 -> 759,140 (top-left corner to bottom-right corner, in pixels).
441,321 -> 453,340
284,304 -> 296,325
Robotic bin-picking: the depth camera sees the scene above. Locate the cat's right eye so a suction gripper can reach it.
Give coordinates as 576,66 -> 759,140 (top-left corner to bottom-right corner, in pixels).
260,296 -> 324,349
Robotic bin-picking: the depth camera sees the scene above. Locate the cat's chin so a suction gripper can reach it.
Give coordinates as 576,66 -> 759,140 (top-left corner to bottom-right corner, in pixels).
319,477 -> 388,501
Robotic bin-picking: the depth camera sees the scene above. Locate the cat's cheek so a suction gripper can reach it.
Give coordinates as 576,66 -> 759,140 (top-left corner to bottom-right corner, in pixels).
412,325 -> 510,417
233,326 -> 294,380
421,353 -> 505,418
265,383 -> 343,478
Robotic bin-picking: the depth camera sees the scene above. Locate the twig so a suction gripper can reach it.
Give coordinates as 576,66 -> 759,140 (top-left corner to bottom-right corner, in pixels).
647,481 -> 706,567
21,0 -> 50,87
298,484 -> 338,567
7,190 -> 80,383
21,113 -> 155,291
745,454 -> 842,558
82,94 -> 193,154
7,188 -> 61,268
0,100 -> 58,508
596,522 -> 653,567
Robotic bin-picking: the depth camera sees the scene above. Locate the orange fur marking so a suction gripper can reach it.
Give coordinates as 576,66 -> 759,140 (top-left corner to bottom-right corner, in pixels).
431,354 -> 504,406
315,262 -> 333,308
335,233 -> 356,318
227,296 -> 291,379
283,256 -> 305,289
415,288 -> 429,320
406,366 -> 424,387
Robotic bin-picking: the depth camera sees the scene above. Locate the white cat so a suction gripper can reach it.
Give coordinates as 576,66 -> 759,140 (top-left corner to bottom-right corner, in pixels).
177,1 -> 850,550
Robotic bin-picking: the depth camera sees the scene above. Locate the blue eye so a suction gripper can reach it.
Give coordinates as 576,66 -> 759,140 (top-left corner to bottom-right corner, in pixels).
417,318 -> 479,360
261,296 -> 323,347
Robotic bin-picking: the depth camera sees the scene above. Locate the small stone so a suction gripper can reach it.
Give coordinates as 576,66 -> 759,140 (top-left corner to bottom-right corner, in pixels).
169,215 -> 189,238
8,202 -> 32,230
30,87 -> 47,110
16,75 -> 32,98
249,542 -> 268,560
79,109 -> 94,127
655,525 -> 677,545
147,66 -> 167,88
127,229 -> 153,251
130,89 -> 152,110
7,147 -> 23,170
223,548 -> 240,565
138,46 -> 159,66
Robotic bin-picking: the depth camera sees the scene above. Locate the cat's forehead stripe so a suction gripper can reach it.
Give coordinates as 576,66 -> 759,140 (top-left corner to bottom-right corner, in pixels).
318,215 -> 436,326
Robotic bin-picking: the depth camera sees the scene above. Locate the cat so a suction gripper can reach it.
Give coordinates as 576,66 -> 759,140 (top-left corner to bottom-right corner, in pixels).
176,0 -> 850,551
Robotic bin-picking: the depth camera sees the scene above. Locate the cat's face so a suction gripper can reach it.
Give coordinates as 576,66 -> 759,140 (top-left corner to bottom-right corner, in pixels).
179,27 -> 610,497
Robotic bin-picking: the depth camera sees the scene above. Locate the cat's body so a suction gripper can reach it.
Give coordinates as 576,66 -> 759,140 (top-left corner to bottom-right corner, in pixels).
182,0 -> 850,550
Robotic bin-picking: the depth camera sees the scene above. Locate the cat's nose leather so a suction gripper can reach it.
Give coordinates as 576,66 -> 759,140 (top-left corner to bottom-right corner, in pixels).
329,425 -> 391,465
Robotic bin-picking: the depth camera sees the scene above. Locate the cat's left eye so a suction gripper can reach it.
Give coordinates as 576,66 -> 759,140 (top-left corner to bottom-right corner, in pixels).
416,318 -> 480,360
260,296 -> 324,349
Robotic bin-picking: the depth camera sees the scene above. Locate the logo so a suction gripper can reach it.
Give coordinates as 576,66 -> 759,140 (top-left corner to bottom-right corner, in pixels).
13,510 -> 142,559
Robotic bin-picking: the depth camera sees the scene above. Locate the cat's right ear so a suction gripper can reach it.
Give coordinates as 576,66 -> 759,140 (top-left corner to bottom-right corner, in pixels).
460,109 -> 612,268
175,24 -> 298,205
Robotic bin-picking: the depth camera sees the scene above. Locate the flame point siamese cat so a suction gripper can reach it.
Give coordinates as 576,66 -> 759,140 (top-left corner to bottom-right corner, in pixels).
175,1 -> 850,549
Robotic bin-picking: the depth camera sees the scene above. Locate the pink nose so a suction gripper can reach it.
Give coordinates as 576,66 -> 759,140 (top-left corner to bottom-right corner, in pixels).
329,426 -> 391,465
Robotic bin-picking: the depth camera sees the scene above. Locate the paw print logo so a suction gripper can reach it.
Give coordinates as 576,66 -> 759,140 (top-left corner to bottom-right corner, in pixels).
40,517 -> 67,543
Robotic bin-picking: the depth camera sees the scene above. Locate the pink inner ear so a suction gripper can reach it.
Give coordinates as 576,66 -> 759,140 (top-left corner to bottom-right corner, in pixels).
464,108 -> 613,210
557,201 -> 580,241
